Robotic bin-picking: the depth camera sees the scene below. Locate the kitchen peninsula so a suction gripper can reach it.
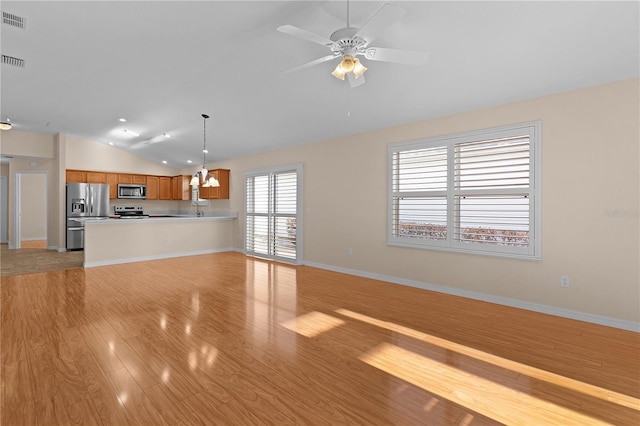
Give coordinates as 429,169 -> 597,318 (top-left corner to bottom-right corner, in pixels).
83,213 -> 237,267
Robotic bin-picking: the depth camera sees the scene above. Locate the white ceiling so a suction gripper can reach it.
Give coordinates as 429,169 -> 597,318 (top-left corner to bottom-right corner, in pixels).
1,1 -> 638,169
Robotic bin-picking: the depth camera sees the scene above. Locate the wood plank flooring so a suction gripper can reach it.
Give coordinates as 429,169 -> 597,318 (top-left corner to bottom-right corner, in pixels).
1,251 -> 638,425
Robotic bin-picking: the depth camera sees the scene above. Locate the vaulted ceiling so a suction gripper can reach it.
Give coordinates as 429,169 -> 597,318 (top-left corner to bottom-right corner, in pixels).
2,1 -> 638,168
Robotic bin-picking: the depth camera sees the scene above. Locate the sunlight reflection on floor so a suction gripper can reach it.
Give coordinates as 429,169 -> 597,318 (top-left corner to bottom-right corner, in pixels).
280,311 -> 345,338
335,308 -> 640,411
360,342 -> 607,425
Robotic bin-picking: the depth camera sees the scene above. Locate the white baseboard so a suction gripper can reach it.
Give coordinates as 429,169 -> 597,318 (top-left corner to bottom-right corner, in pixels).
303,261 -> 639,332
83,248 -> 234,268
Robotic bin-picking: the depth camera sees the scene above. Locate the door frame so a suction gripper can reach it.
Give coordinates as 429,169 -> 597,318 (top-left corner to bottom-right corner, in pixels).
244,163 -> 303,265
13,170 -> 49,249
1,176 -> 7,243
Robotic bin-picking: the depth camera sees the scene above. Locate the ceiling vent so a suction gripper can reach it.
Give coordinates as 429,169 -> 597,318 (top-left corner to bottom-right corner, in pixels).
2,55 -> 25,68
2,11 -> 26,29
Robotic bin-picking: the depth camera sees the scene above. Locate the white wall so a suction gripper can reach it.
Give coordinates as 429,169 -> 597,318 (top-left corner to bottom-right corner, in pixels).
66,137 -> 178,176
213,78 -> 639,325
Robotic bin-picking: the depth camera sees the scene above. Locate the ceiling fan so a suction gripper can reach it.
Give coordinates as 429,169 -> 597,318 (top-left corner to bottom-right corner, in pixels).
277,2 -> 428,88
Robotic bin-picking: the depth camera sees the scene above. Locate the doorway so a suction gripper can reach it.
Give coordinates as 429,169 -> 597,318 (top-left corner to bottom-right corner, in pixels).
245,164 -> 303,264
1,176 -> 7,243
13,171 -> 48,249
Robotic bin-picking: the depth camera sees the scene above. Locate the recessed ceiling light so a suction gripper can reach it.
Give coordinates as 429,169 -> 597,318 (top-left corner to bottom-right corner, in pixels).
119,118 -> 126,122
187,160 -> 193,164
163,133 -> 171,138
202,149 -> 208,154
162,160 -> 167,164
108,142 -> 114,146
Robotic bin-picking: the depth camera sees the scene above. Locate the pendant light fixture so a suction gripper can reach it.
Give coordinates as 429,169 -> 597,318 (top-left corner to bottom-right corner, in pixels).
0,118 -> 12,131
190,114 -> 220,187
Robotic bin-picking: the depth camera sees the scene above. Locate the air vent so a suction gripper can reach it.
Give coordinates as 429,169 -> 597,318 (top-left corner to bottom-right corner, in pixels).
2,12 -> 25,29
1,55 -> 25,68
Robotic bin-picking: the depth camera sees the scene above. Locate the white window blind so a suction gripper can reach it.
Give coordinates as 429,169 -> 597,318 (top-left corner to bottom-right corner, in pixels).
389,122 -> 541,259
245,164 -> 302,264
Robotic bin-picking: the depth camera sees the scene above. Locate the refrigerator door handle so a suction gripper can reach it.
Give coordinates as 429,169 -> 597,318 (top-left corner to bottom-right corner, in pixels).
89,185 -> 94,215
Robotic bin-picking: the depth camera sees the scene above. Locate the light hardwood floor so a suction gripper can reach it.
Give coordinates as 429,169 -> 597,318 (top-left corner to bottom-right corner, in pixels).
1,252 -> 638,425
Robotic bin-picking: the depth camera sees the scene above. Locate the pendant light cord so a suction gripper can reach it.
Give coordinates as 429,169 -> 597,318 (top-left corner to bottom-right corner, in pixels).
202,113 -> 209,167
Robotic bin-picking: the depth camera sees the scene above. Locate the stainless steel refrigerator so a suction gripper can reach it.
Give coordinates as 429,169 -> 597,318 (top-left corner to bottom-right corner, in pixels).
66,183 -> 110,250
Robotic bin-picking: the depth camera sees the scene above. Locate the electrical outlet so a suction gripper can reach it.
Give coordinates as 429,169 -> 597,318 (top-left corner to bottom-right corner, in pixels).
347,248 -> 352,256
560,276 -> 569,288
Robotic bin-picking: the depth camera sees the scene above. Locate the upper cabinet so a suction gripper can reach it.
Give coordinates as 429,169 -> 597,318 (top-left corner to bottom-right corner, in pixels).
199,169 -> 230,199
132,175 -> 146,185
159,177 -> 172,200
146,176 -> 159,200
66,170 -> 86,183
118,174 -> 133,184
106,174 -> 118,199
172,175 -> 191,201
86,172 -> 106,184
66,169 -> 231,201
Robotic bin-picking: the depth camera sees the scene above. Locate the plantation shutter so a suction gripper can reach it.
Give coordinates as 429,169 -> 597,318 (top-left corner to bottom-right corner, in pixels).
453,136 -> 531,249
245,164 -> 302,264
388,122 -> 540,259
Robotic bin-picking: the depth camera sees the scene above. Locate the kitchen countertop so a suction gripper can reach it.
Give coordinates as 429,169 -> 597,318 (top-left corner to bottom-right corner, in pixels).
88,212 -> 238,224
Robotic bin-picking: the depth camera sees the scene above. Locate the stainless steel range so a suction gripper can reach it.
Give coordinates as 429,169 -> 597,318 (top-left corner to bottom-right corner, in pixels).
114,206 -> 149,219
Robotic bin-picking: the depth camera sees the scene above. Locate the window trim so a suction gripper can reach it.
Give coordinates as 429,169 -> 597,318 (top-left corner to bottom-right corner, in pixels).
387,121 -> 541,260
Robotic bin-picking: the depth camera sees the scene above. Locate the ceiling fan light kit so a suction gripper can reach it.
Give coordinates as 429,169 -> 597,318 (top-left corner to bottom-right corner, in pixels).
277,2 -> 428,87
331,55 -> 367,80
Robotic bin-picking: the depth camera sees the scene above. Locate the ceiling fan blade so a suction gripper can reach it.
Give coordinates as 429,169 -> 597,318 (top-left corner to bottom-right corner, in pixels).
282,54 -> 338,74
277,24 -> 334,47
364,47 -> 428,65
347,73 -> 366,88
354,3 -> 405,44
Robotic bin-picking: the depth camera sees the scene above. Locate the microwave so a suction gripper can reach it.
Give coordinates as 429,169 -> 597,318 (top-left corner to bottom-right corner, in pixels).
117,184 -> 147,199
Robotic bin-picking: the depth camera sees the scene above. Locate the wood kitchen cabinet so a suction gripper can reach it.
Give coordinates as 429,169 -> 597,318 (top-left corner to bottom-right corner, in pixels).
172,175 -> 191,201
199,169 -> 230,199
146,176 -> 159,200
66,170 -> 86,183
86,172 -> 106,184
159,177 -> 172,200
106,174 -> 118,199
132,175 -> 146,184
118,174 -> 133,184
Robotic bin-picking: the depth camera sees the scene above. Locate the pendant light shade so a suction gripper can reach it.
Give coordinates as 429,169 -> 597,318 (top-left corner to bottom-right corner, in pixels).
190,114 -> 220,188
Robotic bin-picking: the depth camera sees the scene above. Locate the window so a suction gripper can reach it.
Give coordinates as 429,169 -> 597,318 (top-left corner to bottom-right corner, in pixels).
388,122 -> 541,259
245,164 -> 302,264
